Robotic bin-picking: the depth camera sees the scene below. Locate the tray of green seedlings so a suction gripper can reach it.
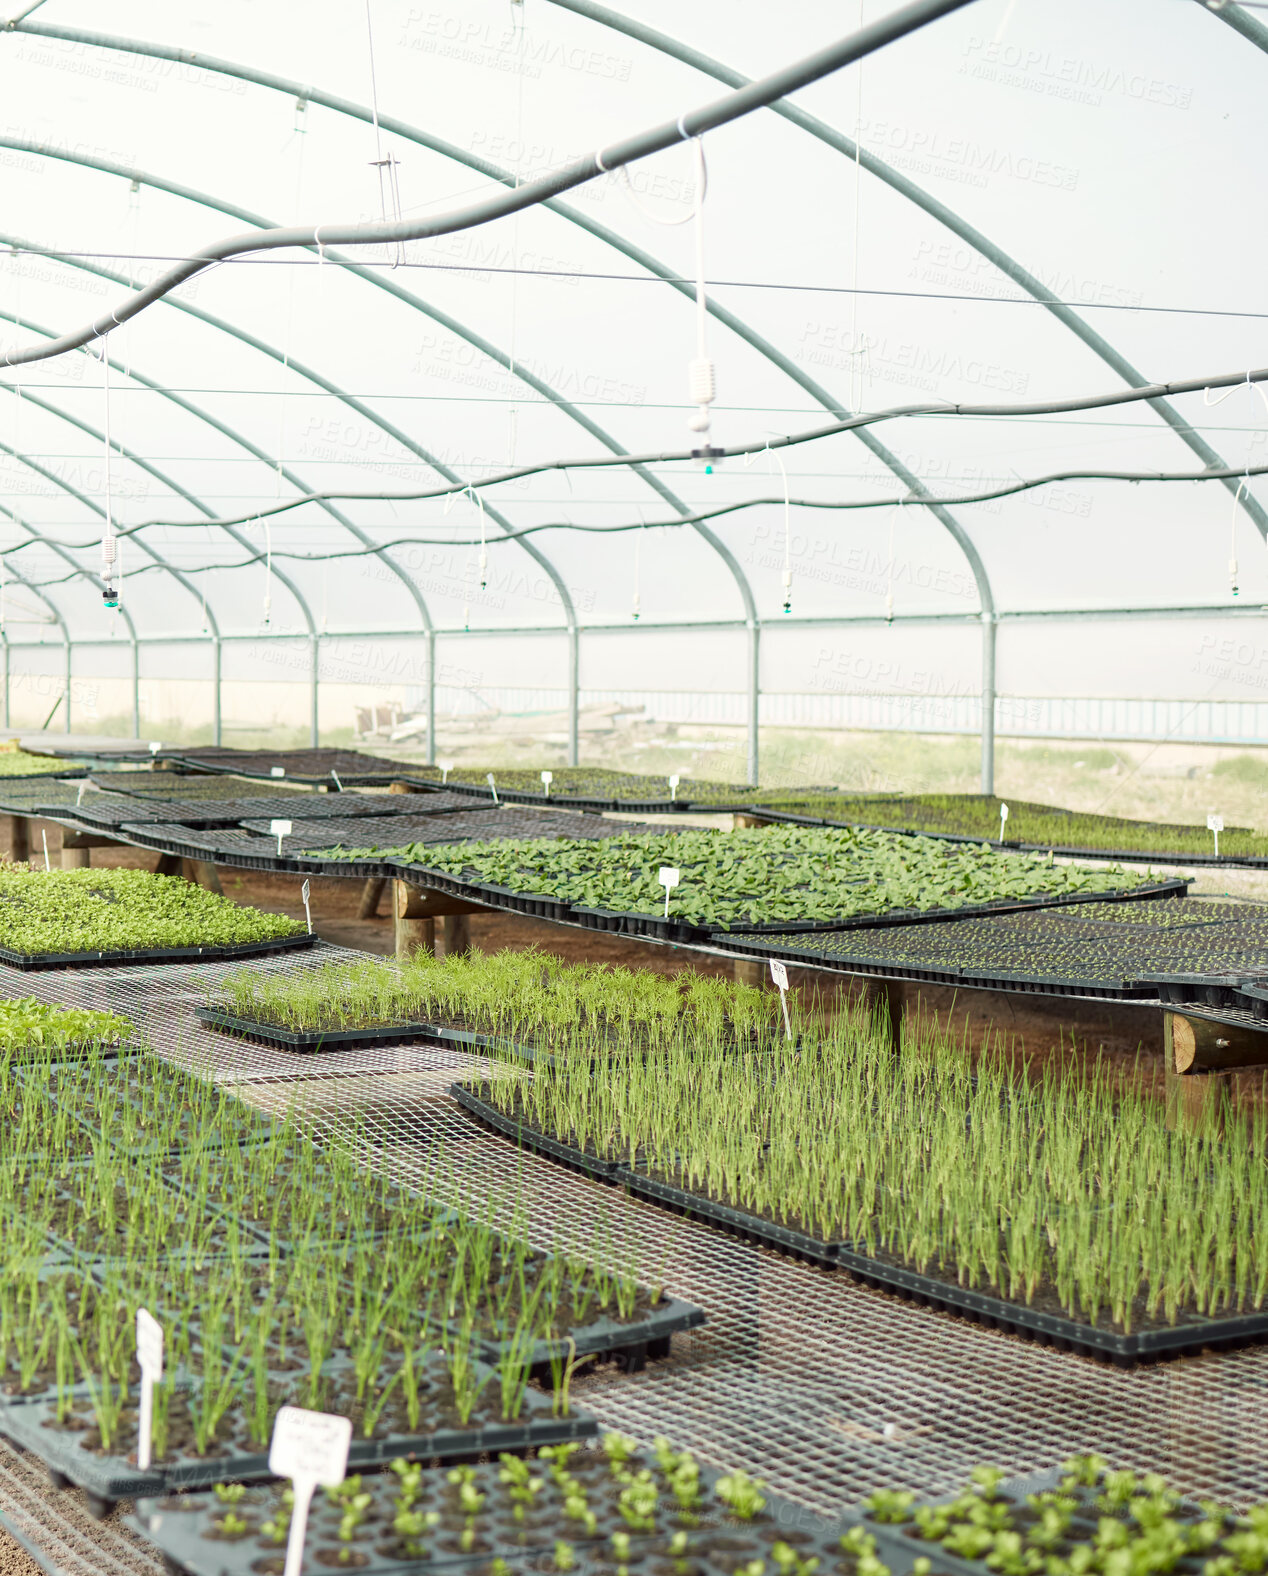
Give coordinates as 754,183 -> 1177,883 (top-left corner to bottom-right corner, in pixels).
856,1454 -> 1268,1576
749,792 -> 1268,870
0,1046 -> 697,1510
456,995 -> 1268,1363
199,948 -> 776,1066
715,897 -> 1268,1002
323,825 -> 1181,943
0,867 -> 311,969
173,749 -> 416,785
0,746 -> 89,780
401,765 -> 769,814
130,1431 -> 855,1576
0,998 -> 138,1060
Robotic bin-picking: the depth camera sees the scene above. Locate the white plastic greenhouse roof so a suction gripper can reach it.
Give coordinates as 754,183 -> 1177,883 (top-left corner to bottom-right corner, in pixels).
0,0 -> 1265,778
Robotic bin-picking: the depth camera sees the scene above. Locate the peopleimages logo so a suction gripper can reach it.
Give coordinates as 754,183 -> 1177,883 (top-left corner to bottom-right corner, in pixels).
960,37 -> 1192,110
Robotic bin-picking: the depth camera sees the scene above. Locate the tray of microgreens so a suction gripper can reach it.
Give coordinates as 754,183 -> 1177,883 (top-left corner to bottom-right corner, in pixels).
0,868 -> 310,968
453,991 -> 1268,1363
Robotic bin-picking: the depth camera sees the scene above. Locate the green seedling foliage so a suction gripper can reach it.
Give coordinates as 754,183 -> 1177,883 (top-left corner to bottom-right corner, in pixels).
310,826 -> 1151,929
0,867 -> 304,956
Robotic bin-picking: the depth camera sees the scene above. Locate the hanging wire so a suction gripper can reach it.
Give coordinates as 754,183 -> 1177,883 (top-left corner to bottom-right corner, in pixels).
100,337 -> 118,610
364,0 -> 405,266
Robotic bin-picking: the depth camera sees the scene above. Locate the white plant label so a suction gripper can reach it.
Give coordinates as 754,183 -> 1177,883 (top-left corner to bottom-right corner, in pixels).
540,770 -> 553,796
769,959 -> 793,1040
271,766 -> 286,778
668,773 -> 680,802
135,1307 -> 163,1472
658,865 -> 680,918
330,769 -> 343,792
999,802 -> 1010,841
76,781 -> 87,806
269,1406 -> 352,1576
301,879 -> 312,934
1208,813 -> 1224,856
487,771 -> 498,804
270,818 -> 293,855
148,741 -> 162,755
41,829 -> 49,871
440,759 -> 454,783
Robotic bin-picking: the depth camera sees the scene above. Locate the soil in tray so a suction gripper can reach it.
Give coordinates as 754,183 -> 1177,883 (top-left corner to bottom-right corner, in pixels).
30,1358 -> 542,1471
137,1442 -> 834,1576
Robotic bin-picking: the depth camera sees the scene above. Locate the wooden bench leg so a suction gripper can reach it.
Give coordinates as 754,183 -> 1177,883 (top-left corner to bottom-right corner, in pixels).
442,913 -> 471,959
358,877 -> 386,919
394,880 -> 436,958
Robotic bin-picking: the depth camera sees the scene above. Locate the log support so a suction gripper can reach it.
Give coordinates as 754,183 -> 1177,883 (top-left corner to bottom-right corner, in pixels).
358,877 -> 386,919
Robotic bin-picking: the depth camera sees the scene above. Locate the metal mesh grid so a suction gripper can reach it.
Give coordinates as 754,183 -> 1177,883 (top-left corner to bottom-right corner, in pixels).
2,946 -> 1268,1570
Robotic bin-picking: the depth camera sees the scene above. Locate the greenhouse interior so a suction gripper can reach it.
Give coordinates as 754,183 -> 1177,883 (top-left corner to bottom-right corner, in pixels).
1,0 -> 1268,1571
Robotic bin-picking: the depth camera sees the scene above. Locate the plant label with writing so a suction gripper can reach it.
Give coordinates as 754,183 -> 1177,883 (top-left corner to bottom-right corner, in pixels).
540,770 -> 552,797
271,766 -> 286,778
1208,813 -> 1224,857
668,773 -> 680,802
301,879 -> 312,935
135,1307 -> 163,1472
658,865 -> 680,918
769,959 -> 793,1040
998,802 -> 1009,842
270,819 -> 293,856
487,771 -> 498,804
269,1407 -> 352,1576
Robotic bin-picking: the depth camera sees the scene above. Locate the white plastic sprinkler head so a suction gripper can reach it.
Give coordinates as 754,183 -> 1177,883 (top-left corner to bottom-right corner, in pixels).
783,568 -> 793,615
632,590 -> 641,622
478,545 -> 488,591
1230,557 -> 1240,597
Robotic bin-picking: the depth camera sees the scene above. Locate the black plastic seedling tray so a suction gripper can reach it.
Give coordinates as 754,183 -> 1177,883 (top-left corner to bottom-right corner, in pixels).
198,1008 -> 552,1065
130,1439 -> 847,1576
452,1085 -> 1268,1366
452,1082 -> 624,1182
172,749 -> 416,785
1,1355 -> 597,1514
748,804 -> 1268,872
0,932 -> 315,972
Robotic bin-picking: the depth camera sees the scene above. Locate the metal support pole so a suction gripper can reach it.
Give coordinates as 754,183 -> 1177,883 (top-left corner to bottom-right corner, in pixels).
426,629 -> 437,766
131,634 -> 140,738
309,634 -> 319,748
211,635 -> 222,746
63,639 -> 71,732
746,618 -> 760,786
980,611 -> 997,795
567,625 -> 579,768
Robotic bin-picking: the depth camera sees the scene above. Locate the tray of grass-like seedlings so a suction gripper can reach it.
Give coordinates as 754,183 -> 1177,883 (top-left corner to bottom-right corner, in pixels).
198,948 -> 777,1067
333,825 -> 1182,943
747,791 -> 1268,870
455,996 -> 1268,1364
0,867 -> 312,969
131,1432 -> 852,1576
0,1045 -> 698,1512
